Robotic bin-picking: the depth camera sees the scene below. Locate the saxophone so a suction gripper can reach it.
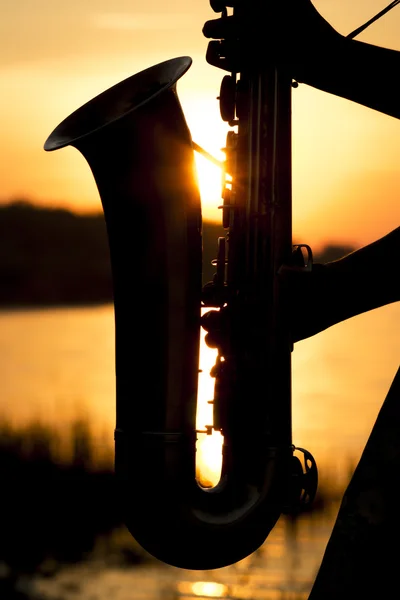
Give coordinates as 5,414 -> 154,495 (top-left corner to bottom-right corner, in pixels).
44,2 -> 319,570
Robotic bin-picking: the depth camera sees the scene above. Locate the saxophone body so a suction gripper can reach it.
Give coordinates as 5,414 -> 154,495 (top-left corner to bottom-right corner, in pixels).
45,3 -> 317,570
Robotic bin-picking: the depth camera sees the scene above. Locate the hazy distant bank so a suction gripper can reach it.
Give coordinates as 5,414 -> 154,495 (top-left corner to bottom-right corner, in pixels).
0,201 -> 354,307
0,201 -> 111,307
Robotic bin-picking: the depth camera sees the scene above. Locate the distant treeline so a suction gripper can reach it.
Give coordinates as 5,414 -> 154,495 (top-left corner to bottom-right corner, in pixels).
0,201 -> 111,306
0,201 -> 354,307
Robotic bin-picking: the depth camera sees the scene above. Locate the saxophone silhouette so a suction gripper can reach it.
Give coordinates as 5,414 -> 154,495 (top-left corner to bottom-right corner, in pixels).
43,1 -> 332,570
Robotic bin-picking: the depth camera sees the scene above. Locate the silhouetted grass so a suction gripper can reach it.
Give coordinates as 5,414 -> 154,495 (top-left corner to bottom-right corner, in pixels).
0,417 -> 347,572
0,416 -> 352,600
0,418 -> 150,575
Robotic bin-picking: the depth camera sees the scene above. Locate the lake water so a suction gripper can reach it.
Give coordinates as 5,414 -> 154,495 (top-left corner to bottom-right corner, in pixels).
0,302 -> 399,598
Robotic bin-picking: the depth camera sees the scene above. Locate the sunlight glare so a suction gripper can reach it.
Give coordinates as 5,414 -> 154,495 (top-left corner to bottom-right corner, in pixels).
196,311 -> 223,487
194,151 -> 224,223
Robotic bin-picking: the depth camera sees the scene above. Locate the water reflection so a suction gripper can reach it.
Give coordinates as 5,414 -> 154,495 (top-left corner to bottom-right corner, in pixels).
0,302 -> 398,478
177,581 -> 228,598
292,301 -> 400,485
29,505 -> 339,600
28,499 -> 341,599
0,302 -> 398,599
0,305 -> 115,431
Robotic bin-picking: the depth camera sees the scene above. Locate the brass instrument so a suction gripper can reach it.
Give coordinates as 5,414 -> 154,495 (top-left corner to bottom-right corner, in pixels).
43,5 -> 328,570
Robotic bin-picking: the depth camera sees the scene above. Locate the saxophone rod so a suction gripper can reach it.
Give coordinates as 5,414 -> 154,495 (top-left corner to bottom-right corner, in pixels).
192,141 -> 224,169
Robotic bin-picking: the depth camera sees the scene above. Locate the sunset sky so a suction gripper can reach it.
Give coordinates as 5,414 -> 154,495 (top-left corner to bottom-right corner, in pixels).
1,0 -> 399,251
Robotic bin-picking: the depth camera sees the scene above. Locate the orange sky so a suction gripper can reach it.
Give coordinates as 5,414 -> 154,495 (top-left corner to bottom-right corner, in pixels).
1,0 -> 399,250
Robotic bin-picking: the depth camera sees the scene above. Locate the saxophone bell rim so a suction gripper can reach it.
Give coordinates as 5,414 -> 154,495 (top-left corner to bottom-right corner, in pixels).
43,56 -> 193,153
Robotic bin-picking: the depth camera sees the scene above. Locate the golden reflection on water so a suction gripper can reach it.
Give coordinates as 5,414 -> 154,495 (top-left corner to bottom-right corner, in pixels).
292,301 -> 400,491
0,302 -> 398,484
0,305 -> 116,468
0,305 -> 115,428
177,581 -> 228,598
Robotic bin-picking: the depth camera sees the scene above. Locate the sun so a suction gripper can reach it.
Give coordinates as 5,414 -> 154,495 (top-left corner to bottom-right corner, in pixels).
194,148 -> 225,224
182,92 -> 230,224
